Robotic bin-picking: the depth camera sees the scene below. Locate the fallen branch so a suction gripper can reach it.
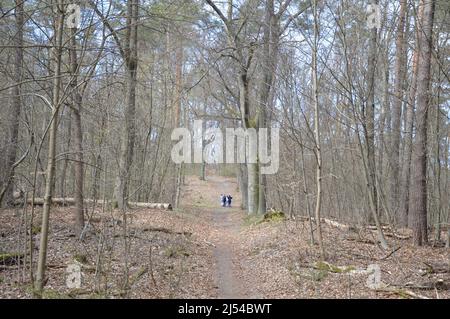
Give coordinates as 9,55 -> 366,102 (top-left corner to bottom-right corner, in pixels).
421,262 -> 449,274
142,226 -> 191,236
376,287 -> 430,299
129,266 -> 148,288
403,279 -> 450,291
379,246 -> 401,261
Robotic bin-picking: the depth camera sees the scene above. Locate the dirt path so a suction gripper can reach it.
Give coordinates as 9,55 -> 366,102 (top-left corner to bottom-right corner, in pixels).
212,207 -> 244,298
181,175 -> 250,298
210,177 -> 246,298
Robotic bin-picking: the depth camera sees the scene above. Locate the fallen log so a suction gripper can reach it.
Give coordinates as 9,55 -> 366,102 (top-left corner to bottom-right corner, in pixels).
403,279 -> 450,290
420,262 -> 449,274
294,216 -> 350,230
131,202 -> 173,210
322,218 -> 350,231
15,198 -> 173,210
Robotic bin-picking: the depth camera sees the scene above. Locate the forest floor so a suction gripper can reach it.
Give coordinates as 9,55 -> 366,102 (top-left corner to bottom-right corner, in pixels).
0,175 -> 449,299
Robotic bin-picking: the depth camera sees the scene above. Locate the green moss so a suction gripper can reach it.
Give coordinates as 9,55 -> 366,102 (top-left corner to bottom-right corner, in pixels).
42,289 -> 72,299
393,289 -> 410,299
262,209 -> 286,223
312,269 -> 329,281
315,261 -> 355,273
164,245 -> 189,258
73,254 -> 88,264
0,252 -> 23,265
31,225 -> 41,235
88,292 -> 107,299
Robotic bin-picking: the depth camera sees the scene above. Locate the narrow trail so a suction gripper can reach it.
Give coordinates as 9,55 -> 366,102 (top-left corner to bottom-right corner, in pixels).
212,207 -> 243,298
181,175 -> 250,298
209,176 -> 246,298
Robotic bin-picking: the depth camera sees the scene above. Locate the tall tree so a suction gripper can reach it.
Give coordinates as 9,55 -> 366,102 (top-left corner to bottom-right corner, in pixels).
35,0 -> 65,295
1,0 -> 24,207
312,0 -> 325,260
399,5 -> 423,227
410,0 -> 435,246
390,0 -> 407,221
114,0 -> 139,209
68,15 -> 84,235
365,0 -> 389,249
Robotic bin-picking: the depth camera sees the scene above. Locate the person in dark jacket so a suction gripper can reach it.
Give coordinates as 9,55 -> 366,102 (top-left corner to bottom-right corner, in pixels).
226,195 -> 233,207
220,194 -> 226,207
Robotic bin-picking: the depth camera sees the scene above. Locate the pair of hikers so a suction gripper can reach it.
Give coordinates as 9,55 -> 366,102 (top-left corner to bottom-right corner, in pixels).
220,194 -> 233,207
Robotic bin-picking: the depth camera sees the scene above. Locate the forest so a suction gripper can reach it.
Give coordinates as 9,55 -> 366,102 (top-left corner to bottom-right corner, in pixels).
0,0 -> 449,299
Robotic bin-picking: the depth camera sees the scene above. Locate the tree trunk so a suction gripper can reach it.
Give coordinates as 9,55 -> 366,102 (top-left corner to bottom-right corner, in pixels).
390,0 -> 407,220
238,164 -> 248,210
2,0 -> 24,207
35,0 -> 64,295
257,0 -> 280,215
247,162 -> 259,214
69,27 -> 85,235
173,38 -> 183,208
312,0 -> 325,260
410,0 -> 435,246
114,0 -> 138,210
400,5 -> 422,227
365,0 -> 389,250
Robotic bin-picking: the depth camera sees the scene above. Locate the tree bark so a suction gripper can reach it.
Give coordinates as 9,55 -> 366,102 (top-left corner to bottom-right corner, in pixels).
237,163 -> 248,210
410,0 -> 435,246
69,26 -> 85,235
2,0 -> 24,207
312,0 -> 325,260
114,0 -> 138,210
365,0 -> 389,250
35,0 -> 64,295
390,0 -> 407,220
399,5 -> 422,227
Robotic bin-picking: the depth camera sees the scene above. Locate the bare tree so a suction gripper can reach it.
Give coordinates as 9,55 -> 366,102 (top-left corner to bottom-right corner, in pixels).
35,0 -> 64,295
365,0 -> 389,250
68,18 -> 84,235
399,4 -> 423,227
410,0 -> 436,246
2,0 -> 24,207
114,0 -> 139,209
390,0 -> 407,221
312,0 -> 325,260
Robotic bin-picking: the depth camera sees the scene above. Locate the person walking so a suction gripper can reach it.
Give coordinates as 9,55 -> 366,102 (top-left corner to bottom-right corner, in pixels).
226,195 -> 232,207
220,194 -> 226,207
